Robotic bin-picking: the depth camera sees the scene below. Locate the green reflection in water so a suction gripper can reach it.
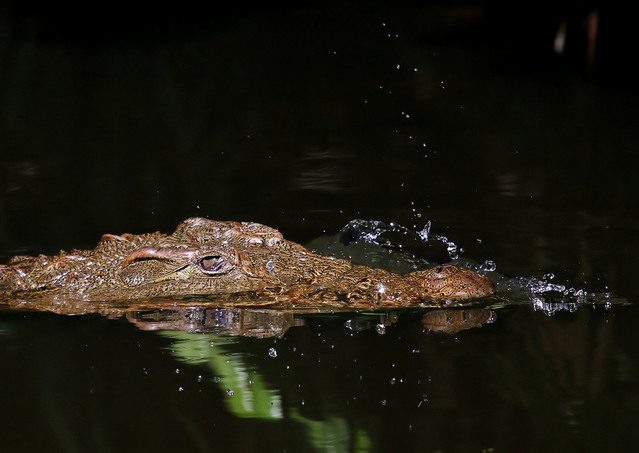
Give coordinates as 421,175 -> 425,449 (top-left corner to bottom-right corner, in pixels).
289,408 -> 372,452
161,331 -> 282,419
160,331 -> 373,451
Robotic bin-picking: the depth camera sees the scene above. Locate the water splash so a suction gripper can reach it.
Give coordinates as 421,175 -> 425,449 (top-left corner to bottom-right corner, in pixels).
490,273 -> 626,315
416,221 -> 431,241
335,219 -> 627,313
509,274 -> 592,309
340,219 -> 461,260
479,260 -> 497,272
531,297 -> 580,315
433,234 -> 459,260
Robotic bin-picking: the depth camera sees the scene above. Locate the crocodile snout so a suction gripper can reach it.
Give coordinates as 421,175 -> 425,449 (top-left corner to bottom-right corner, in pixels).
408,264 -> 495,303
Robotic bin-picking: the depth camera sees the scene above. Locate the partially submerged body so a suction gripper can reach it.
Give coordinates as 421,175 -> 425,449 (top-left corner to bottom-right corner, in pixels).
0,218 -> 494,308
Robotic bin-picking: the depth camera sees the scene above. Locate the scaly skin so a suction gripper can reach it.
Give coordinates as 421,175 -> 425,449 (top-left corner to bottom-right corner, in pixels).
0,218 -> 494,308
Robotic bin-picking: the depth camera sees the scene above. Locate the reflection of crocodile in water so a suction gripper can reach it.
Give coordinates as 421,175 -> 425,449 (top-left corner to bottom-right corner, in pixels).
0,218 -> 494,308
129,306 -> 306,338
126,306 -> 496,336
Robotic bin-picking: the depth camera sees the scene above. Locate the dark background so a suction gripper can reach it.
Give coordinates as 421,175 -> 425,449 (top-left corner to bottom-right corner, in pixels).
1,2 -> 639,450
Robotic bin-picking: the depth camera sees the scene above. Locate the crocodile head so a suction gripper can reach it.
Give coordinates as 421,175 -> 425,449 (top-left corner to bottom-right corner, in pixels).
116,244 -> 257,296
108,219 -> 287,299
0,218 -> 288,301
0,245 -> 266,301
0,218 -> 495,306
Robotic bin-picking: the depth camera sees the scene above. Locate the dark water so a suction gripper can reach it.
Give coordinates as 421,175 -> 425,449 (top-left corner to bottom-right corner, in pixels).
1,2 -> 639,451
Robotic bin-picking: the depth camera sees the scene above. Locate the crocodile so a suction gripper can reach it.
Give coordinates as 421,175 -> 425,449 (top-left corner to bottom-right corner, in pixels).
0,217 -> 494,308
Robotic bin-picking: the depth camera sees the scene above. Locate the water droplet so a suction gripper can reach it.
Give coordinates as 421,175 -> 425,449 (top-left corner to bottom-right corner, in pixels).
268,347 -> 278,358
375,323 -> 386,335
213,376 -> 221,383
396,64 -> 400,69
417,221 -> 431,241
390,377 -> 396,385
175,368 -> 180,374
380,399 -> 387,406
178,387 -> 184,392
481,260 -> 497,272
226,389 -> 234,396
197,375 -> 202,382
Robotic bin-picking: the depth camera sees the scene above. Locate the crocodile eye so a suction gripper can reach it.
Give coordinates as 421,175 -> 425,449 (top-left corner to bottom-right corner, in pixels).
198,256 -> 230,275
